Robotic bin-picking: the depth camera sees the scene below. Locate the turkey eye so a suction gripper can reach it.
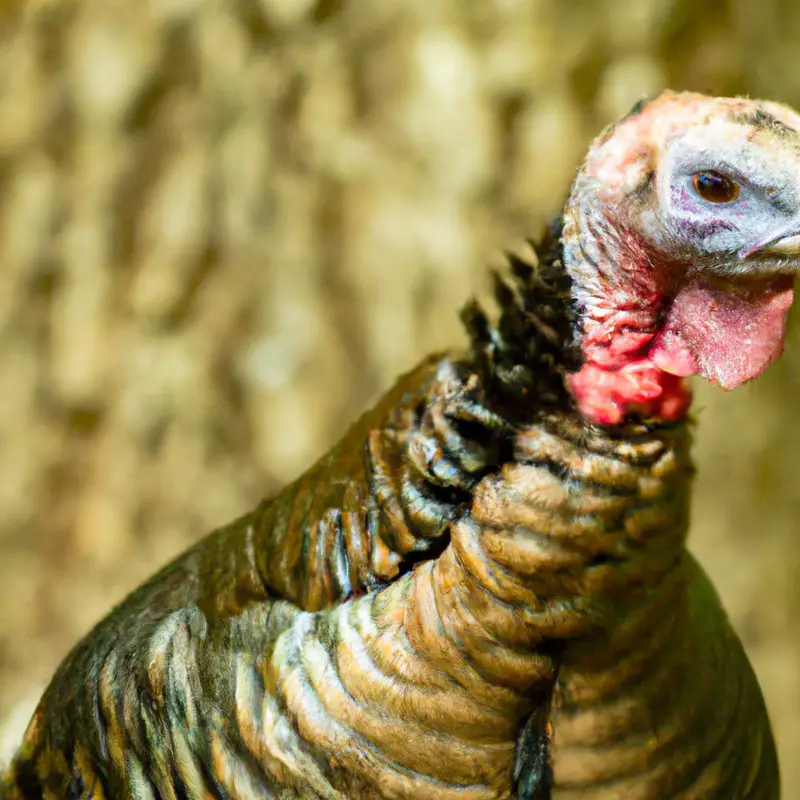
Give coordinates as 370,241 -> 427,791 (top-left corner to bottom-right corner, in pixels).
691,171 -> 740,203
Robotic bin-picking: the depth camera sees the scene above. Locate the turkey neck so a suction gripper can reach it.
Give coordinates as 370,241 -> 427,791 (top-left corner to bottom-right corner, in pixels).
492,411 -> 777,799
459,239 -> 776,796
245,369 -> 701,799
539,426 -> 777,800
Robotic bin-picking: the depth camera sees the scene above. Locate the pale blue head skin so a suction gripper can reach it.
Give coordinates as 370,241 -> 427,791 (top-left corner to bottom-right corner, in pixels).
634,104 -> 800,276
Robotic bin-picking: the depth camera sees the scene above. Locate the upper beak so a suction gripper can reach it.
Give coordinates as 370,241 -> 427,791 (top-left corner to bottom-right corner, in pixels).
741,231 -> 800,259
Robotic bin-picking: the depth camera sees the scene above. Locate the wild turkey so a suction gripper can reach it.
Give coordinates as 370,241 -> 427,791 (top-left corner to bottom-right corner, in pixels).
2,90 -> 797,799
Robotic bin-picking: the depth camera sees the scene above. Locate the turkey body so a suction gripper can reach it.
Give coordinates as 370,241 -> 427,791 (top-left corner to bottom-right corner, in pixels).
0,236 -> 778,799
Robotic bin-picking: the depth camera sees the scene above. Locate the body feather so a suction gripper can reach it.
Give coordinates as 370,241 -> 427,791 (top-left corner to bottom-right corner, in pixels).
1,230 -> 777,799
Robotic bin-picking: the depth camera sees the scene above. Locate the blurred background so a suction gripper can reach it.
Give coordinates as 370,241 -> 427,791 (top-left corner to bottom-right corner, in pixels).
0,0 -> 798,790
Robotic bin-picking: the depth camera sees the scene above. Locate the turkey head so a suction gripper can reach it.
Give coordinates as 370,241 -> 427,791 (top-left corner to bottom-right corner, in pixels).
563,91 -> 800,424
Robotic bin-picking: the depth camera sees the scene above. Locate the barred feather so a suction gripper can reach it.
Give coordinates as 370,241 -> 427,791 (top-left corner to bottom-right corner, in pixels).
0,231 -> 778,799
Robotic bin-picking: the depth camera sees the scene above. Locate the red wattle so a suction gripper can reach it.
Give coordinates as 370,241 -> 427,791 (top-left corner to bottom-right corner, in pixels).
649,276 -> 794,389
568,274 -> 796,426
567,361 -> 692,425
649,335 -> 696,377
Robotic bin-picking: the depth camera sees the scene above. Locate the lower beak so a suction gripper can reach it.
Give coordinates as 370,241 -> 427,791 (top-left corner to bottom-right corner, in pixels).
742,232 -> 800,259
760,232 -> 800,256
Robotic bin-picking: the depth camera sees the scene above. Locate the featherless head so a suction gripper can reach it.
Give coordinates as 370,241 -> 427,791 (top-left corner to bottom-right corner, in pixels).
562,90 -> 800,425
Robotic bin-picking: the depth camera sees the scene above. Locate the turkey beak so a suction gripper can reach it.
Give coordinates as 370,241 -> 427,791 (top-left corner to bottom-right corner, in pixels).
741,231 -> 800,260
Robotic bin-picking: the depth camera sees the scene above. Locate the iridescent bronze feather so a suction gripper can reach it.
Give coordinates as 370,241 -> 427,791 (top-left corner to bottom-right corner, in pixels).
0,229 -> 777,800
3,91 -> 794,799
